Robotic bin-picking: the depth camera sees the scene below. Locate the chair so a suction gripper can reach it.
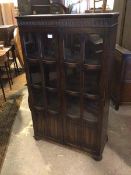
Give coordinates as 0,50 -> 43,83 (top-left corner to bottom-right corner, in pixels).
0,47 -> 13,93
93,0 -> 107,12
8,44 -> 20,75
13,28 -> 24,68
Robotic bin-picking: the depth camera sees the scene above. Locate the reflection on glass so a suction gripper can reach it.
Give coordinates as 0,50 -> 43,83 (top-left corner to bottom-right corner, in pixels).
24,33 -> 39,58
84,71 -> 100,95
83,98 -> 99,122
65,67 -> 80,91
32,88 -> 44,107
29,64 -> 42,86
42,33 -> 58,60
85,34 -> 103,65
66,95 -> 80,118
64,34 -> 81,62
46,91 -> 59,112
44,64 -> 57,88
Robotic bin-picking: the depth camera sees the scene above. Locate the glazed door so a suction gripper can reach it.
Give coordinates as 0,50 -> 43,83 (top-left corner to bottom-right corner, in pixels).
41,29 -> 63,142
61,30 -> 104,150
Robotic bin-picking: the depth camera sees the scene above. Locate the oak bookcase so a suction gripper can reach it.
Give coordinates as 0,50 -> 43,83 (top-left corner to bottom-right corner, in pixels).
17,13 -> 118,160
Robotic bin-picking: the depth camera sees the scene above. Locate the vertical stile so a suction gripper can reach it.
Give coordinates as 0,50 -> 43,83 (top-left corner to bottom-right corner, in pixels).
21,33 -> 34,108
59,30 -> 66,142
60,32 -> 66,116
80,34 -> 85,148
80,34 -> 85,120
56,30 -> 61,115
37,33 -> 47,113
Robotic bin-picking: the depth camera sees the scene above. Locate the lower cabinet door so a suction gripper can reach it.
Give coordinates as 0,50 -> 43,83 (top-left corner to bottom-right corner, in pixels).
44,111 -> 63,142
81,121 -> 98,151
63,117 -> 81,148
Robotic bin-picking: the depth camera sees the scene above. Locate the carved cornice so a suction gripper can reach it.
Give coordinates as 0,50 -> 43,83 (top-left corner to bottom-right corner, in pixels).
18,16 -> 118,28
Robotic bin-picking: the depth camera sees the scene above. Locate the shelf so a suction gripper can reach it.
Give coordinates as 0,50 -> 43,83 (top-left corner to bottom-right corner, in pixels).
84,93 -> 99,100
83,112 -> 97,123
47,109 -> 59,115
43,59 -> 56,64
84,64 -> 101,70
65,90 -> 80,96
46,87 -> 57,92
67,114 -> 80,120
27,58 -> 40,63
31,83 -> 42,89
95,50 -> 103,54
64,58 -> 81,63
64,62 -> 79,68
32,5 -> 50,7
34,105 -> 44,111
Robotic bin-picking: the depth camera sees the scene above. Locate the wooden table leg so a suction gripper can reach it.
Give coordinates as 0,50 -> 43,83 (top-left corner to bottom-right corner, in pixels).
4,62 -> 12,90
0,73 -> 6,101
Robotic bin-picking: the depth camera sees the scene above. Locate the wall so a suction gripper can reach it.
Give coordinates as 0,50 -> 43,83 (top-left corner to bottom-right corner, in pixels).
114,0 -> 131,50
122,0 -> 131,50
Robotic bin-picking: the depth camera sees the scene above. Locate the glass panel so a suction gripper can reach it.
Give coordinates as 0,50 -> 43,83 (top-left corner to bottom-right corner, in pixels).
29,64 -> 42,86
64,33 -> 81,62
46,90 -> 59,112
83,98 -> 99,121
42,33 -> 58,60
44,64 -> 58,88
65,66 -> 80,91
66,95 -> 80,118
24,33 -> 40,59
85,34 -> 103,65
84,70 -> 100,95
32,88 -> 44,107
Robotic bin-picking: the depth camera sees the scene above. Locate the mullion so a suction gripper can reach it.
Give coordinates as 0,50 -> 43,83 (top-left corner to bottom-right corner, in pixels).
80,34 -> 85,119
22,33 -> 35,108
37,33 -> 47,111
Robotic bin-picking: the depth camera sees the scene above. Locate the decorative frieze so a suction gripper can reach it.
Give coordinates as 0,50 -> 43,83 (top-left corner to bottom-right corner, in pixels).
17,15 -> 118,28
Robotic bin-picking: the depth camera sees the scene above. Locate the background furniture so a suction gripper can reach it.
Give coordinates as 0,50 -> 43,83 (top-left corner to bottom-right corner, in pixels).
17,0 -> 66,15
113,0 -> 131,50
0,2 -> 16,25
13,28 -> 24,68
0,25 -> 15,46
93,0 -> 107,12
0,25 -> 20,74
0,47 -> 13,101
111,44 -> 131,110
0,71 -> 6,101
17,13 -> 118,160
17,0 -> 32,16
31,0 -> 68,14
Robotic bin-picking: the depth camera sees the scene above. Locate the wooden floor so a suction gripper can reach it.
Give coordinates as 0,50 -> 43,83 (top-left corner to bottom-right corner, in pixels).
0,71 -> 26,110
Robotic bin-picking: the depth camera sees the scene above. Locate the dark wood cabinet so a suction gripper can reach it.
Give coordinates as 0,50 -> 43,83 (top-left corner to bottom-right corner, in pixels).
17,13 -> 118,160
111,44 -> 131,110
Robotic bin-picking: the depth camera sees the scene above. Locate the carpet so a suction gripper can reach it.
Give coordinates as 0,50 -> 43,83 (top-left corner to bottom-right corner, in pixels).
0,93 -> 23,172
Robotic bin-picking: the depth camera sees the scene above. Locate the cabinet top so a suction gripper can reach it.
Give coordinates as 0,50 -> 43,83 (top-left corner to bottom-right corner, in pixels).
17,13 -> 119,28
17,13 -> 119,19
